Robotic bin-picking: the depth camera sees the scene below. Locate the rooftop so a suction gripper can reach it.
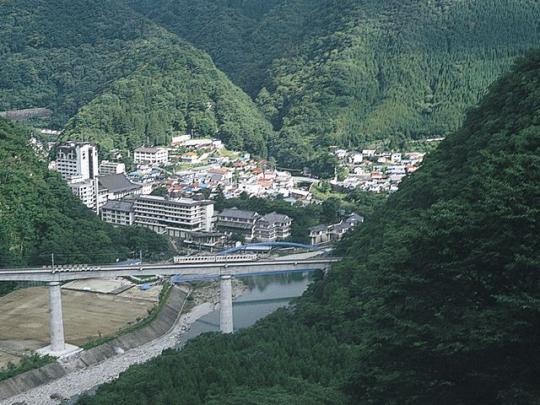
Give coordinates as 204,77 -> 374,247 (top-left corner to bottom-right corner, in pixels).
102,200 -> 135,213
137,195 -> 213,206
134,146 -> 166,153
98,174 -> 141,194
218,207 -> 259,220
259,212 -> 291,225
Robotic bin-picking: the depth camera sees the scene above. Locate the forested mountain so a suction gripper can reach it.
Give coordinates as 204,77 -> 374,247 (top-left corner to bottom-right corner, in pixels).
0,0 -> 274,156
79,53 -> 540,404
130,0 -> 540,168
0,119 -> 169,270
2,0 -> 539,167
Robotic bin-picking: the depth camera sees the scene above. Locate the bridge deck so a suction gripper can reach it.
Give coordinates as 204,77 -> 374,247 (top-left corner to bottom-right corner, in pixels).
0,257 -> 341,283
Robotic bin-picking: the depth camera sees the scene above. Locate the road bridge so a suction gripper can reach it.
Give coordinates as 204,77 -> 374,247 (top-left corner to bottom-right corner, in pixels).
0,255 -> 339,357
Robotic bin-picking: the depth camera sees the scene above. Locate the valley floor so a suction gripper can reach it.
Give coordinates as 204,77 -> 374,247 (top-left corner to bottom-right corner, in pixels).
0,286 -> 158,370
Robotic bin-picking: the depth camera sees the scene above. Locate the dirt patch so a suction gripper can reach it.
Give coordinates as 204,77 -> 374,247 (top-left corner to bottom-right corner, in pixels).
0,351 -> 21,370
118,284 -> 162,302
0,287 -> 156,369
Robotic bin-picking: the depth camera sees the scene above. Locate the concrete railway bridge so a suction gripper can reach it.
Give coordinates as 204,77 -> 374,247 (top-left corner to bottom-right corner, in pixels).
0,253 -> 339,357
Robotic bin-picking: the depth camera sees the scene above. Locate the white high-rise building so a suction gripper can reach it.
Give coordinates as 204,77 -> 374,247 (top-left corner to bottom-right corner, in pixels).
56,142 -> 98,181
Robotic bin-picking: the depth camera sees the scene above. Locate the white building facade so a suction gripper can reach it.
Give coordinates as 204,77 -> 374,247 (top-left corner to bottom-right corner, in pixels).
133,196 -> 214,238
134,147 -> 169,165
56,142 -> 98,181
99,160 -> 126,175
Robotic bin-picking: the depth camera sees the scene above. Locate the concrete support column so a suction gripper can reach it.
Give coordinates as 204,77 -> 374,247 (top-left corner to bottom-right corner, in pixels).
219,275 -> 234,334
48,281 -> 66,352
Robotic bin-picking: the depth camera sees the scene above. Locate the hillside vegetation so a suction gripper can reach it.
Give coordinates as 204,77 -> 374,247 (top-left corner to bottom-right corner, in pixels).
0,119 -> 170,269
79,53 -> 540,404
130,0 -> 540,167
0,0 -> 274,156
2,0 -> 539,167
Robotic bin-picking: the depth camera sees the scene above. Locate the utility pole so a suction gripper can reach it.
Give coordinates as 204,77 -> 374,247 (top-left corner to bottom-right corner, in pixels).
51,253 -> 55,271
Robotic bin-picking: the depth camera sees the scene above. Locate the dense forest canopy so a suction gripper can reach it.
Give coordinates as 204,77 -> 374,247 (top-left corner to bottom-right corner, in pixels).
130,0 -> 540,167
2,0 -> 540,168
0,118 -> 170,269
0,0 -> 274,157
79,53 -> 540,404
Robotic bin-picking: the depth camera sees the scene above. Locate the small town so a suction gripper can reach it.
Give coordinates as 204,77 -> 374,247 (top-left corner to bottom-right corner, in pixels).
42,133 -> 429,253
0,2 -> 536,403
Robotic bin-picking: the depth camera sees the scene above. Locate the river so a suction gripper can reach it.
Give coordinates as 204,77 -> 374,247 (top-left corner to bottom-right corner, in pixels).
60,272 -> 314,404
180,271 -> 314,339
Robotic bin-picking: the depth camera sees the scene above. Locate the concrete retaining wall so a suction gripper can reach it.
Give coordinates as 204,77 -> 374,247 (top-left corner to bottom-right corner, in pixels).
0,285 -> 188,401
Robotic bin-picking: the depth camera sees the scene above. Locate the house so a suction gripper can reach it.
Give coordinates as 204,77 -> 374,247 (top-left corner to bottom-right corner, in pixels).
362,149 -> 376,157
215,207 -> 260,240
134,147 -> 168,165
391,153 -> 402,163
182,231 -> 227,252
308,213 -> 364,245
349,153 -> 363,164
309,224 -> 332,245
68,177 -> 97,210
171,134 -> 191,146
254,212 -> 292,242
99,160 -> 125,175
181,152 -> 200,164
335,149 -> 348,160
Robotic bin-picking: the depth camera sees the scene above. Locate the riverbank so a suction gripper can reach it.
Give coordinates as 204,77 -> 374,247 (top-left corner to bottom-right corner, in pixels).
0,280 -> 247,405
0,301 -> 213,405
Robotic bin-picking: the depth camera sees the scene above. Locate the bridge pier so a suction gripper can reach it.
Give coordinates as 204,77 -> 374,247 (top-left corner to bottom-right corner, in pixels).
48,281 -> 65,352
37,282 -> 81,358
219,275 -> 234,334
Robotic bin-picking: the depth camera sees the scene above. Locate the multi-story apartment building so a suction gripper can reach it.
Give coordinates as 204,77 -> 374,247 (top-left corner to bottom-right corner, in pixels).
100,200 -> 136,226
68,177 -> 98,209
253,212 -> 292,242
215,208 -> 260,240
134,147 -> 169,165
56,142 -> 98,181
99,160 -> 126,175
133,195 -> 214,238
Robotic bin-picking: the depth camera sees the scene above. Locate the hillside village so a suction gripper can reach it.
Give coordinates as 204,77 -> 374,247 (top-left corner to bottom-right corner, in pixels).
43,133 -> 429,252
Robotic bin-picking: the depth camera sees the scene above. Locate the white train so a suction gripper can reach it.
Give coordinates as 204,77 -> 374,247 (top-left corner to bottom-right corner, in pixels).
173,254 -> 258,264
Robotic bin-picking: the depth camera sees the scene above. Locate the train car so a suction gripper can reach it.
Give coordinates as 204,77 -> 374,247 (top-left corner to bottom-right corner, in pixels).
173,254 -> 257,264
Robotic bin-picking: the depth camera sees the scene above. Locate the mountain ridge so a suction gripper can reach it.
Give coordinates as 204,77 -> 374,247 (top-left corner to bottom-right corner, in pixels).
78,50 -> 540,405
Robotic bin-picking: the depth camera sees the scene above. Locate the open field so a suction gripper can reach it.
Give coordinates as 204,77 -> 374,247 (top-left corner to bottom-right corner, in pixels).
0,286 -> 159,370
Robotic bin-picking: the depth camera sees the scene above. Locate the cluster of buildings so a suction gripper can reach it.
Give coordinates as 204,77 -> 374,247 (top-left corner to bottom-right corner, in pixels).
53,142 -> 146,212
124,135 -> 312,203
164,165 -> 311,203
100,200 -> 293,250
331,148 -> 426,193
215,208 -> 292,242
52,138 -> 423,251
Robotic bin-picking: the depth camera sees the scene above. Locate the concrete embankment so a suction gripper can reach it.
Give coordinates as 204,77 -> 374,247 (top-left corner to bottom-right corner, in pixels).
0,285 -> 188,402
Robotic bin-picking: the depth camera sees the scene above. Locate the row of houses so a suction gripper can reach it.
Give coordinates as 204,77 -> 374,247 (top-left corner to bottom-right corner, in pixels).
215,208 -> 292,242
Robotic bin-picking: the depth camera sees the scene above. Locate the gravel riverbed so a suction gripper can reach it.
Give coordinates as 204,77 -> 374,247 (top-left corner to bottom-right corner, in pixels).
1,302 -> 215,405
